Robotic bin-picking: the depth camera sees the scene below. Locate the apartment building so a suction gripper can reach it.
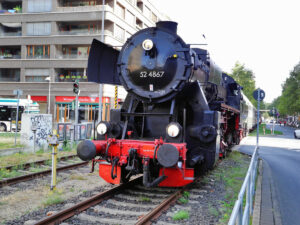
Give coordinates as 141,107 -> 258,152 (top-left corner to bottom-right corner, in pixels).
0,0 -> 167,123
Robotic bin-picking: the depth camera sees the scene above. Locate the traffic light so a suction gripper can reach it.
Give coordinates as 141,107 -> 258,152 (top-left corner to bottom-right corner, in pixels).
269,108 -> 278,116
73,81 -> 79,94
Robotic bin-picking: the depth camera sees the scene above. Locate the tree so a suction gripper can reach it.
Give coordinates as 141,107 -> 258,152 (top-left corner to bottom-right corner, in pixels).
230,62 -> 257,105
276,62 -> 300,116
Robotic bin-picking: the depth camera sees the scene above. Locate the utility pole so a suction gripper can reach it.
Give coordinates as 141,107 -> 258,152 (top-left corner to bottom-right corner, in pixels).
253,88 -> 265,147
13,89 -> 22,146
73,81 -> 80,124
98,0 -> 105,123
256,89 -> 261,146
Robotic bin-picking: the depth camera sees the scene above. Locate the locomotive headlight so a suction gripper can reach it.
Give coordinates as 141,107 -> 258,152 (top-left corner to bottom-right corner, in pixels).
96,122 -> 108,135
166,123 -> 180,138
142,39 -> 154,51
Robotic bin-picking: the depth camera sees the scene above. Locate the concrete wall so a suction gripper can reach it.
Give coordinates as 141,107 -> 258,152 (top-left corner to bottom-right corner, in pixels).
21,114 -> 52,150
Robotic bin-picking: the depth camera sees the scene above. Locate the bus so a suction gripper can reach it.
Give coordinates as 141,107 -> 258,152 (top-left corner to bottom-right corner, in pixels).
0,98 -> 40,132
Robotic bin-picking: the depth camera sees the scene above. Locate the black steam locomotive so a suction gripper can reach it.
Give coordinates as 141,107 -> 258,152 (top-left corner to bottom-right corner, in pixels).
77,21 -> 250,187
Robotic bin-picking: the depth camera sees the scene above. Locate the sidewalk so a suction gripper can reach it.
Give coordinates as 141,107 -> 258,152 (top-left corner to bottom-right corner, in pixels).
253,159 -> 282,225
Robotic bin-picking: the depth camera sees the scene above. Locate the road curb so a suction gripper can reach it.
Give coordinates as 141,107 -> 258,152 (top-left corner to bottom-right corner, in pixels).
252,159 -> 262,225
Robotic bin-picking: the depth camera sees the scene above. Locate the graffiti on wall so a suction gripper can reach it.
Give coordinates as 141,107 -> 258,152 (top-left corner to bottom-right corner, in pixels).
21,114 -> 52,149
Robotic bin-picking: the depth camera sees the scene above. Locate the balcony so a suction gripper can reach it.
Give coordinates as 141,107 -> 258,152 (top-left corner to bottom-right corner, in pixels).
0,22 -> 21,37
56,0 -> 113,12
55,68 -> 88,82
26,45 -> 50,59
0,1 -> 22,14
56,45 -> 90,59
0,46 -> 21,59
58,21 -> 103,36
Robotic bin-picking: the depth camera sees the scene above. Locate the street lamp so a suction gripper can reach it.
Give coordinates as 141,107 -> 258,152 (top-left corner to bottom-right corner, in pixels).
45,76 -> 51,114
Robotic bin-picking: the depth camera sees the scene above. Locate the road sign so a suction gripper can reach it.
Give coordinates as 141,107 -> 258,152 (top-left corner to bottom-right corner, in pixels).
253,89 -> 265,101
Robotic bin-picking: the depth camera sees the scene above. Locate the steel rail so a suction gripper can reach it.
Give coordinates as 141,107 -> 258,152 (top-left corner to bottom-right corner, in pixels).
0,161 -> 88,187
1,154 -> 78,171
136,177 -> 200,225
135,189 -> 182,225
34,176 -> 142,225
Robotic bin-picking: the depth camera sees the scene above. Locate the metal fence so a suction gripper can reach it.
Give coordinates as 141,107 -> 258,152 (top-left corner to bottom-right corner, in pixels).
228,145 -> 259,225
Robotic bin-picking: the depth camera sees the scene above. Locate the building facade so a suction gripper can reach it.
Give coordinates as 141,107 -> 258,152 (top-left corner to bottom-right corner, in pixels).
0,0 -> 167,123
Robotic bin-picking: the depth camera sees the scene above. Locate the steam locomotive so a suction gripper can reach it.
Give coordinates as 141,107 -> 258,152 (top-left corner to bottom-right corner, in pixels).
77,21 -> 256,187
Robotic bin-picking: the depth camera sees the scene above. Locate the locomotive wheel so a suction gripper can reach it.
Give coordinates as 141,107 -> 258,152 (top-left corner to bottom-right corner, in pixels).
204,150 -> 216,171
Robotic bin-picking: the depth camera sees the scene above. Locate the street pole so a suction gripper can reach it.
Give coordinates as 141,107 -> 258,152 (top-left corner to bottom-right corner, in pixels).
272,107 -> 275,134
48,80 -> 51,114
256,89 -> 260,147
14,90 -> 20,146
98,0 -> 105,123
75,93 -> 79,124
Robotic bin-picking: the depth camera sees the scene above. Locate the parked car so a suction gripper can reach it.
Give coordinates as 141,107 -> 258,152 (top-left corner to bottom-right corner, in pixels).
294,129 -> 300,139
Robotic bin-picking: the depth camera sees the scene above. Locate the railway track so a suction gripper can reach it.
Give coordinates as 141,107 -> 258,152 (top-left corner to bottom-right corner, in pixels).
0,156 -> 88,187
34,176 -> 199,225
1,154 -> 78,171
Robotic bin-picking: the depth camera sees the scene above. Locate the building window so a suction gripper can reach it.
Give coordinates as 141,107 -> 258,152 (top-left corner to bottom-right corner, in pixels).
136,0 -> 143,11
115,2 -> 125,19
126,10 -> 135,26
25,69 -> 49,82
28,0 -> 52,12
27,23 -> 51,36
114,25 -> 125,41
0,69 -> 20,82
58,22 -> 100,35
27,45 -> 50,59
136,18 -> 143,30
60,0 -> 101,7
0,46 -> 21,59
151,13 -> 157,23
59,46 -> 90,59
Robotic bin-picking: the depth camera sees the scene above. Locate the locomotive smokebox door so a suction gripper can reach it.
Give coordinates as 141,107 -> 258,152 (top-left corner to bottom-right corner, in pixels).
157,144 -> 179,168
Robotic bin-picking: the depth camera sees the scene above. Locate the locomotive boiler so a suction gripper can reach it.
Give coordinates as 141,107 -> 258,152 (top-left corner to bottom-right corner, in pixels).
77,21 -> 244,187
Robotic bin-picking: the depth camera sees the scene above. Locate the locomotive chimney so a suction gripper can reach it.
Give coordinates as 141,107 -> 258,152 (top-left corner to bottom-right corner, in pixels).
156,21 -> 178,34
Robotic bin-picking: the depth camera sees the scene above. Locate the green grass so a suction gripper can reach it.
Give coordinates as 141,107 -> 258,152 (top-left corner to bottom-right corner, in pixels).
178,197 -> 189,204
183,191 -> 190,198
177,191 -> 190,204
209,204 -> 219,217
0,133 -> 20,138
43,190 -> 64,206
0,201 -> 7,206
69,174 -> 87,181
139,196 -> 151,202
249,123 -> 283,136
213,151 -> 249,224
172,210 -> 189,220
0,168 -> 23,180
0,142 -> 24,150
28,166 -> 44,173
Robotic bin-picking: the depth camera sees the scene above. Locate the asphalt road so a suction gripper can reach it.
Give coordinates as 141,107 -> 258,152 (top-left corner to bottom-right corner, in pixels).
239,124 -> 300,225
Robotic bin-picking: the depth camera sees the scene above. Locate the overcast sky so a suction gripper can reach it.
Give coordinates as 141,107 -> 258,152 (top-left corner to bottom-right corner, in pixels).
151,0 -> 300,103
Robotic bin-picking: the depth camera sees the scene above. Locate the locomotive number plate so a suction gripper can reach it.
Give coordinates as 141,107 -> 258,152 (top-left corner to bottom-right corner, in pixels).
140,71 -> 165,78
